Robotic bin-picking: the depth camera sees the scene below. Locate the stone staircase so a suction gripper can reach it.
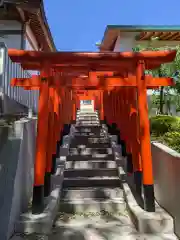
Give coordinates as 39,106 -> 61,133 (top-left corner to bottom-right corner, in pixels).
50,110 -> 137,239
12,110 -> 178,239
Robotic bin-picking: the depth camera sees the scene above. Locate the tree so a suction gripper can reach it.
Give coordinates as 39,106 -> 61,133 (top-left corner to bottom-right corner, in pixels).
133,38 -> 180,115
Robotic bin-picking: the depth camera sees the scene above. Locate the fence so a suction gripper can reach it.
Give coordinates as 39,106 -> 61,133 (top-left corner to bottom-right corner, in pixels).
0,42 -> 39,114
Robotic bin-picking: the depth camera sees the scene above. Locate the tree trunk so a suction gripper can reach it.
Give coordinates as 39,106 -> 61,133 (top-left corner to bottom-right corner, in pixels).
159,86 -> 164,114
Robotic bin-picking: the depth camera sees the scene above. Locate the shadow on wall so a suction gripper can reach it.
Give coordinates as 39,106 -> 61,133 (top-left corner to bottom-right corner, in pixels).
0,117 -> 37,240
152,142 -> 180,238
0,94 -> 29,115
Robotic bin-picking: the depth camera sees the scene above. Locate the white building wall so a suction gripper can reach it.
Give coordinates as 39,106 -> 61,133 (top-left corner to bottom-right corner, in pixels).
25,24 -> 39,51
24,33 -> 39,114
113,32 -> 137,52
113,32 -> 152,99
0,20 -> 22,49
113,35 -> 121,52
113,31 -> 180,53
0,20 -> 39,114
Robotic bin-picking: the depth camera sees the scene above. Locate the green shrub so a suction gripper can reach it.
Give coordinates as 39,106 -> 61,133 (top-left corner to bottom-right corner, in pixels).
163,131 -> 180,153
150,115 -> 180,136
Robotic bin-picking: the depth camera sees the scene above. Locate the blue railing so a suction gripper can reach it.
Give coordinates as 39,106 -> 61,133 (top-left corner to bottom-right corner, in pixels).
0,42 -> 39,113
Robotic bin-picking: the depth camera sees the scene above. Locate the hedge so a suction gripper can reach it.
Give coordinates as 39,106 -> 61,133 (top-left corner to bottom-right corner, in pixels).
150,115 -> 180,153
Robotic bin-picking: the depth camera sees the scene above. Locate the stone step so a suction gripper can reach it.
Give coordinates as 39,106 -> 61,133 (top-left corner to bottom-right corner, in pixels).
59,198 -> 126,216
74,129 -> 105,133
65,160 -> 117,169
61,187 -> 123,201
76,121 -> 99,124
67,154 -> 114,161
74,130 -> 103,133
77,117 -> 99,119
50,228 -> 177,240
71,136 -> 110,143
69,148 -> 112,155
76,122 -> 100,124
76,119 -> 99,121
76,118 -> 99,120
76,116 -> 98,120
64,168 -> 118,178
76,124 -> 101,127
77,111 -> 98,114
76,124 -> 100,126
74,132 -> 106,137
77,113 -> 98,117
75,125 -> 102,129
70,143 -> 111,148
77,117 -> 99,120
62,176 -> 120,188
76,120 -> 100,123
74,128 -> 103,132
73,136 -> 109,141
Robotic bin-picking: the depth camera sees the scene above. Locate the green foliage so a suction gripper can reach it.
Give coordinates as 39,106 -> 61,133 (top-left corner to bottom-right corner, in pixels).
163,132 -> 180,152
150,115 -> 180,136
133,41 -> 180,94
150,115 -> 180,153
134,39 -> 180,152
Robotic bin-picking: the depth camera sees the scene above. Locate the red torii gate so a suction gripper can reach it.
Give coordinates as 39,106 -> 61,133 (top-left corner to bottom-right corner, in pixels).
8,49 -> 176,213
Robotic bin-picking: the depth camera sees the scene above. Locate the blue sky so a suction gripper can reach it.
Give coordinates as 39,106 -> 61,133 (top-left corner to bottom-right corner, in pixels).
44,0 -> 180,51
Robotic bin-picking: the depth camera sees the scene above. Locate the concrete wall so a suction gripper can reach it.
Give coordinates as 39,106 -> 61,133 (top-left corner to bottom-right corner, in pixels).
0,117 -> 37,240
152,142 -> 180,237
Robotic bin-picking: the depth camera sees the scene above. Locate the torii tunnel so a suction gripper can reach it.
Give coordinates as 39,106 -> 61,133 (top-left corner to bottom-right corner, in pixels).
8,49 -> 176,214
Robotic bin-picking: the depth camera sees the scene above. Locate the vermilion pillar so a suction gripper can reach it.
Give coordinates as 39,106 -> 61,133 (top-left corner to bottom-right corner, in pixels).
100,91 -> 104,122
72,102 -> 76,121
51,88 -> 61,174
44,87 -> 54,196
136,61 -> 155,212
32,64 -> 50,213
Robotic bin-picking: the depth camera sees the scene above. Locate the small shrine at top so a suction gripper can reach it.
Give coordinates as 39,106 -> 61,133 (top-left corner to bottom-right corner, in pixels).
8,25 -> 179,214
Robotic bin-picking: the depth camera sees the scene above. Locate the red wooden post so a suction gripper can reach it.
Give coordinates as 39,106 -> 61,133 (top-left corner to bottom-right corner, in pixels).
100,91 -> 104,122
107,91 -> 112,125
116,90 -> 121,131
103,90 -> 107,123
125,88 -> 133,175
120,89 -> 127,157
130,88 -> 142,195
136,61 -> 155,212
111,91 -> 114,124
32,63 -> 50,213
73,103 -> 76,121
44,86 -> 54,196
51,88 -> 61,174
59,89 -> 64,145
116,90 -> 122,143
108,92 -> 112,125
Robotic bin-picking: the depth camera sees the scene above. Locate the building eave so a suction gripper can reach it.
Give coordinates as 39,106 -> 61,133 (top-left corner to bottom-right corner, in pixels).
1,0 -> 56,52
100,25 -> 180,51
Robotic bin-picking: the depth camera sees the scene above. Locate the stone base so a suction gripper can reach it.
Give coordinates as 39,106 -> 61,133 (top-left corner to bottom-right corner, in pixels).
111,139 -> 175,235
13,134 -> 72,235
14,167 -> 64,235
